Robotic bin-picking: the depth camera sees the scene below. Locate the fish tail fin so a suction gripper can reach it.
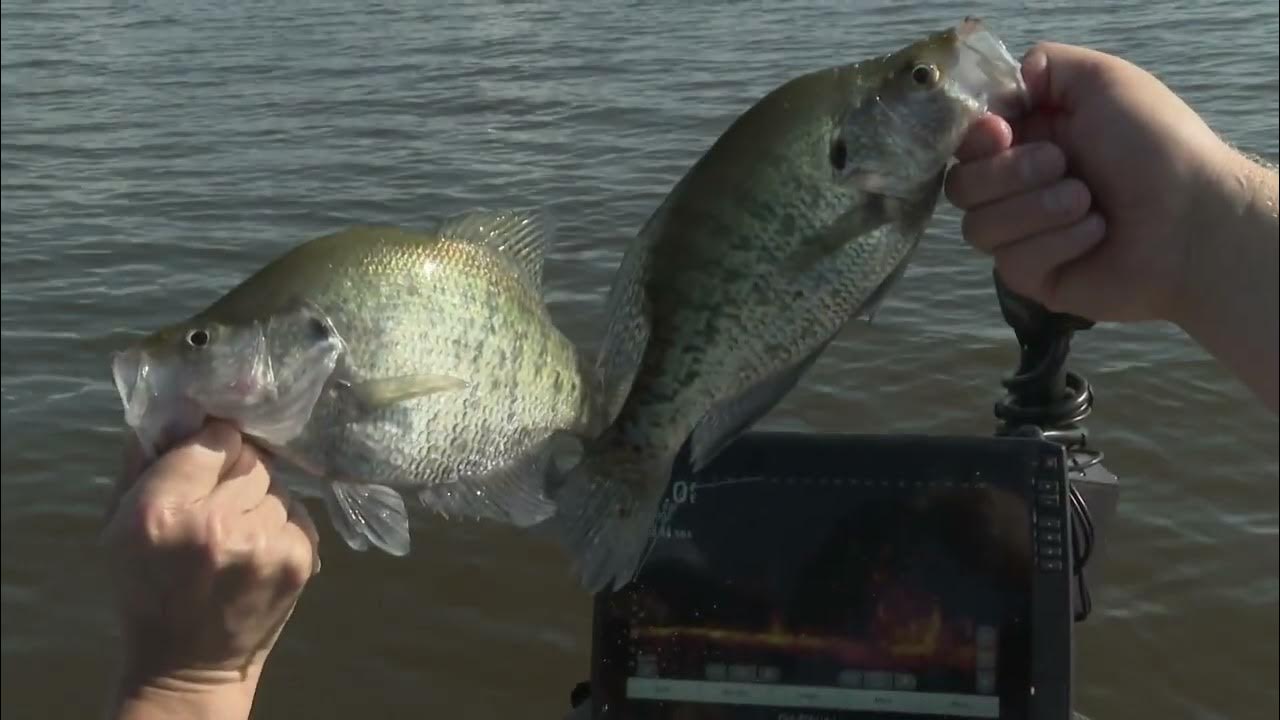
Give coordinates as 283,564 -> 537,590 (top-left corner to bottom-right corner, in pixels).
549,442 -> 673,593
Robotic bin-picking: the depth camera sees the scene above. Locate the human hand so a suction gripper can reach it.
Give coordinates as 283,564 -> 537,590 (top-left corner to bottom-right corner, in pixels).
945,41 -> 1247,325
102,421 -> 320,719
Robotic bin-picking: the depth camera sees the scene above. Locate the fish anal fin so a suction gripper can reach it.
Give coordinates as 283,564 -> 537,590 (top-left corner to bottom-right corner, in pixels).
417,432 -> 582,528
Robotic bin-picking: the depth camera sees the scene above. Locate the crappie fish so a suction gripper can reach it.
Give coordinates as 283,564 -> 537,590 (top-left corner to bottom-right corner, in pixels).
112,209 -> 600,556
548,18 -> 1030,592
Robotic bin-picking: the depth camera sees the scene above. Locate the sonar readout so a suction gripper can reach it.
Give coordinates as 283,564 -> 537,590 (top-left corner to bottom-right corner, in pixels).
595,472 -> 1034,719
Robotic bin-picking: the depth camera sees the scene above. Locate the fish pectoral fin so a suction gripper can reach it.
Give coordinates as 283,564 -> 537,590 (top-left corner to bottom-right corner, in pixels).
324,482 -> 411,556
416,432 -> 581,528
688,337 -> 835,473
856,246 -> 914,325
782,200 -> 890,276
344,374 -> 468,410
437,207 -> 554,290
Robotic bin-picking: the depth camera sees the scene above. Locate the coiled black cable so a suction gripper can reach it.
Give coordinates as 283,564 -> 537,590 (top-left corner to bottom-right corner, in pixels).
992,273 -> 1100,623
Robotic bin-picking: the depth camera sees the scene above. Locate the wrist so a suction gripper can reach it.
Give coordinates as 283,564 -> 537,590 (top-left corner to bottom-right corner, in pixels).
110,661 -> 262,720
1167,143 -> 1278,331
1167,144 -> 1279,411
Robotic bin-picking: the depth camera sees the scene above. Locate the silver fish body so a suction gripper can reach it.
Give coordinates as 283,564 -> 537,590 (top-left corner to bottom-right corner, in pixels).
549,18 -> 1030,592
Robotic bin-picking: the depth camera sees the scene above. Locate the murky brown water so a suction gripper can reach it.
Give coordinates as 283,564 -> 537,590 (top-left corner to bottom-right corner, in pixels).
3,1 -> 1277,718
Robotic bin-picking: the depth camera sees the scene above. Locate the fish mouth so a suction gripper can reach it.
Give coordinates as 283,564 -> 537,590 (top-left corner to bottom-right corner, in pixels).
111,346 -> 207,457
951,17 -> 1030,121
111,347 -> 149,429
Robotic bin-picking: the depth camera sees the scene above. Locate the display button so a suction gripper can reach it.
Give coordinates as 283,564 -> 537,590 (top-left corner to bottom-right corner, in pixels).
836,669 -> 862,688
977,670 -> 997,694
637,655 -> 659,677
975,625 -> 997,648
1038,493 -> 1061,508
1038,530 -> 1063,544
1039,544 -> 1063,558
1039,559 -> 1064,572
1036,480 -> 1058,493
1038,515 -> 1062,529
864,671 -> 892,690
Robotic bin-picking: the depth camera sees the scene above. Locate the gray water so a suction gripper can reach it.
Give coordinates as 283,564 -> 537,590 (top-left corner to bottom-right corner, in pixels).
2,1 -> 1277,718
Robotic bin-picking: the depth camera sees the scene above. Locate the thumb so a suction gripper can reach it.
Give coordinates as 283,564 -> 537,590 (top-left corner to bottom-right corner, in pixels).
1020,41 -> 1123,113
133,421 -> 247,506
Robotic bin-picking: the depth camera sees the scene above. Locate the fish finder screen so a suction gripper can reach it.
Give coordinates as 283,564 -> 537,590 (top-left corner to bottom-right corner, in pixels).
593,469 -> 1034,719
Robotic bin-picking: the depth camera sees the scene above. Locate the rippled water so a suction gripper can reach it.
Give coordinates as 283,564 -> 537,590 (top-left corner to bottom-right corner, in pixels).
2,1 -> 1277,718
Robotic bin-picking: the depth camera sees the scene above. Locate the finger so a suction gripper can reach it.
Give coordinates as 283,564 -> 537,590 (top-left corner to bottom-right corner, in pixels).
961,177 -> 1093,254
953,113 -> 1013,162
946,142 -> 1066,209
992,212 -> 1108,303
206,441 -> 272,513
1011,111 -> 1062,146
206,476 -> 289,568
224,436 -> 262,481
131,421 -> 246,506
247,479 -> 291,531
207,487 -> 288,567
213,483 -> 291,564
288,498 -> 320,549
287,498 -> 322,575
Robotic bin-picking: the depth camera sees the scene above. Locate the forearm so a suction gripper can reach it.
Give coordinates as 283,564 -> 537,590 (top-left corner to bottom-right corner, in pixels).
107,665 -> 260,720
1175,149 -> 1279,413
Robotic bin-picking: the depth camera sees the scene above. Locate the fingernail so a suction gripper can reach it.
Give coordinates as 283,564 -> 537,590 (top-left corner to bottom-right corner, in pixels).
1021,48 -> 1049,80
1020,47 -> 1050,105
1079,212 -> 1106,240
1043,181 -> 1082,212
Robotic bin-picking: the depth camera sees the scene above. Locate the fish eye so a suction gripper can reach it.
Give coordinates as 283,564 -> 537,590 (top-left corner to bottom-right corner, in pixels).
829,137 -> 848,172
911,63 -> 940,87
308,316 -> 331,341
185,328 -> 211,349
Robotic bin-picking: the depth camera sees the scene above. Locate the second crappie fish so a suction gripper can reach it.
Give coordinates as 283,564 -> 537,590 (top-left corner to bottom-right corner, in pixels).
111,209 -> 600,556
549,18 -> 1030,592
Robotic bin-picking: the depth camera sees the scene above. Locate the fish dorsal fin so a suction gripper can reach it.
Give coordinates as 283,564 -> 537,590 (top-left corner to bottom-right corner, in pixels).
437,208 -> 553,289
